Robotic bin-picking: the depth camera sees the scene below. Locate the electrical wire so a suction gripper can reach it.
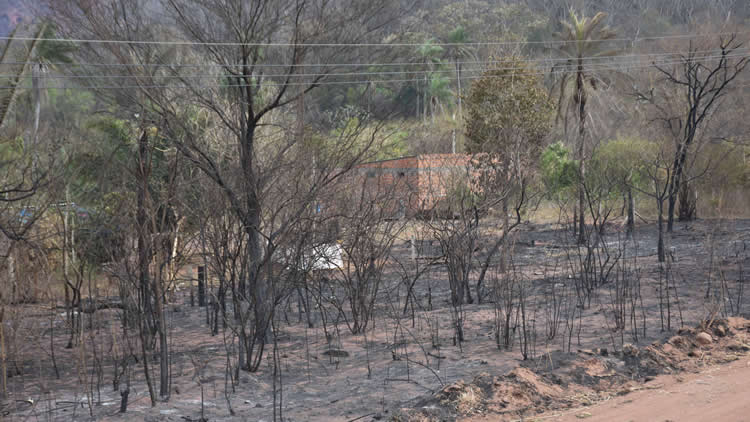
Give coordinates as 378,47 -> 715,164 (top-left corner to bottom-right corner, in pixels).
4,53 -> 749,90
0,47 -> 745,69
0,51 -> 746,82
2,31 -> 748,47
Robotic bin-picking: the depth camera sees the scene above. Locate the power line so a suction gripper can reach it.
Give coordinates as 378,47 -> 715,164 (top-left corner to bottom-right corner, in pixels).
2,31 -> 748,47
0,62 -> 728,90
1,50 -> 745,81
5,54 -> 748,91
0,47 -> 745,70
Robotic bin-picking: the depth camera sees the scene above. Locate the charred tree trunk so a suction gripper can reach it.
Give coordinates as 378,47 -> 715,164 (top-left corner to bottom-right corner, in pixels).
678,181 -> 697,221
119,361 -> 130,413
137,129 -> 154,338
576,59 -> 587,245
667,149 -> 693,230
626,187 -> 635,236
197,266 -> 206,307
136,129 -> 157,406
153,269 -> 169,399
657,199 -> 665,263
0,307 -> 5,399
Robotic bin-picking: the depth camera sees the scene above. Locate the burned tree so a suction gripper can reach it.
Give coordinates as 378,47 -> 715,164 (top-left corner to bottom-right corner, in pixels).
51,0 -> 410,373
637,35 -> 749,231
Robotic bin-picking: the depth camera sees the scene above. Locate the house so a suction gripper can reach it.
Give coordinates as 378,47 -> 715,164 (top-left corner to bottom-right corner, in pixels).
353,154 -> 472,218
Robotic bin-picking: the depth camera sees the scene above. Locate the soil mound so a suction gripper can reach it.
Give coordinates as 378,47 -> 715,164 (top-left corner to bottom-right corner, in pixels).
392,317 -> 750,421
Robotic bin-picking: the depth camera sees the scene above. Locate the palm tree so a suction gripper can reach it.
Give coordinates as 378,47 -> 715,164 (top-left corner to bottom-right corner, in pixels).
553,10 -> 617,244
428,72 -> 452,123
416,40 -> 443,123
444,26 -> 474,121
30,24 -> 75,149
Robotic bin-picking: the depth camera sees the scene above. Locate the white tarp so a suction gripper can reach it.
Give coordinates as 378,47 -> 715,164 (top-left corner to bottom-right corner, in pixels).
280,242 -> 344,271
304,243 -> 344,270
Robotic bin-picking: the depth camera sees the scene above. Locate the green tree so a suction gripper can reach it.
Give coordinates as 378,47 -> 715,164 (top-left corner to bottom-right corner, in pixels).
553,10 -> 617,244
590,138 -> 650,235
464,55 -> 553,296
465,56 -> 553,158
540,141 -> 577,200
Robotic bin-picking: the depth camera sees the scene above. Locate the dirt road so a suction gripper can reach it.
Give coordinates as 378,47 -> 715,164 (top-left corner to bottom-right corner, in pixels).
538,356 -> 750,422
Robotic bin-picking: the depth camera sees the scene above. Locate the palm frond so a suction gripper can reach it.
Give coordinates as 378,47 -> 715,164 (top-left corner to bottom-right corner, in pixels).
568,9 -> 583,30
36,23 -> 76,64
561,95 -> 577,136
583,12 -> 608,40
417,40 -> 444,61
558,21 -> 576,40
447,26 -> 467,44
555,73 -> 571,124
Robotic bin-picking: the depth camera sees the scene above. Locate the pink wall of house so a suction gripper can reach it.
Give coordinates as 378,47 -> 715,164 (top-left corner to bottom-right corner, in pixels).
353,154 -> 470,218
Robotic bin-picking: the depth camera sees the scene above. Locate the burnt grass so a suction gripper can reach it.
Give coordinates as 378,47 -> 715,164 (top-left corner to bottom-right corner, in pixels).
2,218 -> 750,421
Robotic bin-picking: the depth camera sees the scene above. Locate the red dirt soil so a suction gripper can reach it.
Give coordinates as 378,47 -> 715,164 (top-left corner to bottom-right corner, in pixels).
534,355 -> 750,422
